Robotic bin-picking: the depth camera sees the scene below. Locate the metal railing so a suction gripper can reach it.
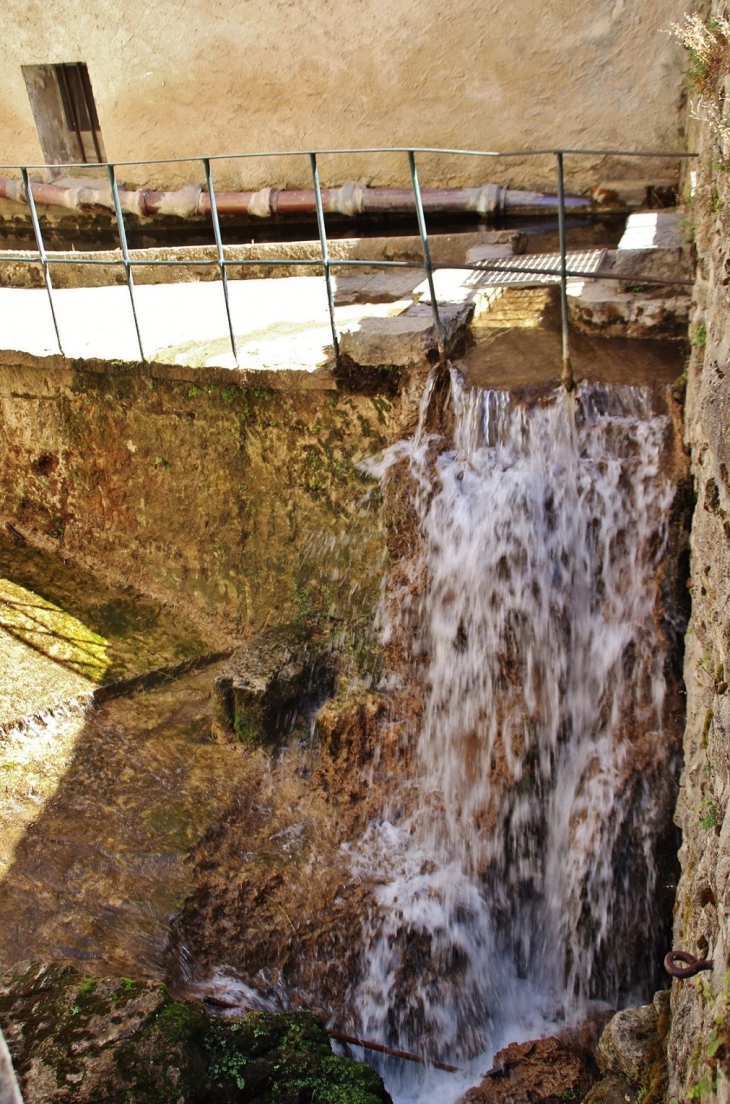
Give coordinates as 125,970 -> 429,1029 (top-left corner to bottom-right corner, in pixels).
0,146 -> 698,382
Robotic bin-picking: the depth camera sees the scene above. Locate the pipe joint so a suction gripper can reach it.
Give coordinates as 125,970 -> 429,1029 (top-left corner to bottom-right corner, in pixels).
332,182 -> 367,216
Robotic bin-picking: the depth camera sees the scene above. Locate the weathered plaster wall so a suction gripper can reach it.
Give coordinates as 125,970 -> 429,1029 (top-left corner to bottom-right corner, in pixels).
0,0 -> 694,192
0,353 -> 419,643
667,18 -> 730,1102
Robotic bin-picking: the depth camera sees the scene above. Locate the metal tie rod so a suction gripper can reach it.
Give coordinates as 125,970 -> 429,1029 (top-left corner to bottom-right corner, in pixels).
21,168 -> 63,355
310,152 -> 339,359
408,150 -> 445,365
107,163 -> 145,362
203,157 -> 238,365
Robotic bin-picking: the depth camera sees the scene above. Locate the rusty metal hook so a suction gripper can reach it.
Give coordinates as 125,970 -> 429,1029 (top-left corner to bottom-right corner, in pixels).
664,950 -> 714,978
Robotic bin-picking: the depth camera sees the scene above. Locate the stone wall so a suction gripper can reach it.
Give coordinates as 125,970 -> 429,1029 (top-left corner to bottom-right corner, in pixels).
0,0 -> 696,193
0,352 -> 424,643
667,12 -> 730,1103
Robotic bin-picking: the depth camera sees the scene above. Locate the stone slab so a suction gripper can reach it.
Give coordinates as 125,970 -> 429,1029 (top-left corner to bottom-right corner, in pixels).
339,301 -> 474,366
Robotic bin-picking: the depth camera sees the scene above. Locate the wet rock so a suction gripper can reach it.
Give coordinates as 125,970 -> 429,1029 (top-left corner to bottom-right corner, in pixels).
211,625 -> 336,743
0,961 -> 206,1103
458,1035 -> 596,1104
0,961 -> 393,1103
584,991 -> 670,1104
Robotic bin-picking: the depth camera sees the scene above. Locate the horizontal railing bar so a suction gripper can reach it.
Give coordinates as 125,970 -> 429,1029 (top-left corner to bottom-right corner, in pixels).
0,256 -> 424,270
0,147 -> 699,172
0,256 -> 319,268
0,256 -> 216,267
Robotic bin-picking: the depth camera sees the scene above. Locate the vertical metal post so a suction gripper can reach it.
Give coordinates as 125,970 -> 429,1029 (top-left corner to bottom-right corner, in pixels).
309,152 -> 339,360
107,162 -> 145,362
555,151 -> 574,391
22,167 -> 64,355
408,150 -> 445,365
204,159 -> 238,365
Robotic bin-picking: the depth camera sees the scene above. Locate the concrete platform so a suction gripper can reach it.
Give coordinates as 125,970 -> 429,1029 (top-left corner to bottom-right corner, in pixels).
0,276 -> 415,370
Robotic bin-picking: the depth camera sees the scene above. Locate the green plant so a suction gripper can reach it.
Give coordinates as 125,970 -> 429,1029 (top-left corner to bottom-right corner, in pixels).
689,1070 -> 718,1099
188,386 -> 202,397
698,798 -> 719,830
693,322 -> 708,348
207,1024 -> 248,1090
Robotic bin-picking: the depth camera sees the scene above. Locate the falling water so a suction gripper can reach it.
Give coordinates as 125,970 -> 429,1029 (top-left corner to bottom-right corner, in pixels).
351,370 -> 679,1099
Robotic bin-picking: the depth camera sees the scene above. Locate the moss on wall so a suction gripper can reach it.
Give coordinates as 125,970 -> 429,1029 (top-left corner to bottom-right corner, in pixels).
0,356 -> 416,643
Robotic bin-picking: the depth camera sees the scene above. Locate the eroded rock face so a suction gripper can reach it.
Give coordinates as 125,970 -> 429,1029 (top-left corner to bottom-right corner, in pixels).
666,9 -> 730,1103
172,682 -> 415,1019
0,961 -> 392,1103
457,1036 -> 596,1104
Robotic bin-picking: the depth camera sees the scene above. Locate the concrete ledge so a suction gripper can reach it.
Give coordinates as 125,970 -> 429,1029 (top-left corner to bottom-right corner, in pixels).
0,348 -> 339,392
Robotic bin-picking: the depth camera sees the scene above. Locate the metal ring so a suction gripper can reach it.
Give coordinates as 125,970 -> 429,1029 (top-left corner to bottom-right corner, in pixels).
664,950 -> 714,978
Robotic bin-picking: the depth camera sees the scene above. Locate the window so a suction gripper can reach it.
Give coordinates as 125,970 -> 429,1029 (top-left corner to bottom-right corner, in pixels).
22,63 -> 106,168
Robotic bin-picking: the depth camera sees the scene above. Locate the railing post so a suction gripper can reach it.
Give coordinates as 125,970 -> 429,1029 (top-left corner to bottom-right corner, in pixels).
407,150 -> 445,366
107,162 -> 145,362
309,152 -> 339,360
22,167 -> 64,355
555,151 -> 574,391
203,158 -> 238,365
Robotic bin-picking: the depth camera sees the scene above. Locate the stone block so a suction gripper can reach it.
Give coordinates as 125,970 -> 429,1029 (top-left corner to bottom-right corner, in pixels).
338,301 -> 474,367
211,625 -> 336,743
569,278 -> 690,338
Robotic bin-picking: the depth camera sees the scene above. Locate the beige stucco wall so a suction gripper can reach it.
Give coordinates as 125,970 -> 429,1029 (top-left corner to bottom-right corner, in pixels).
0,0 -> 698,192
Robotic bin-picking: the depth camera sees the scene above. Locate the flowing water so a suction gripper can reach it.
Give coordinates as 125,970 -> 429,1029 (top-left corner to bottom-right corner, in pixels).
352,370 -> 679,1101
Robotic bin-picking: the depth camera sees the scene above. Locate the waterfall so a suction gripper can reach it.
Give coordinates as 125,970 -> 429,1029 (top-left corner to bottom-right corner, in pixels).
349,371 -> 679,1097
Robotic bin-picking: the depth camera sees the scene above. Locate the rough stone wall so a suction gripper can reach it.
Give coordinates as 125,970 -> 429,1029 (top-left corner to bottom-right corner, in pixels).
0,353 -> 423,643
668,13 -> 730,1102
0,0 -> 695,192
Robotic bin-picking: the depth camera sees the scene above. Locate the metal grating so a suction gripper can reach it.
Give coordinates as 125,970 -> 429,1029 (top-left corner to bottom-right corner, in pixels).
465,248 -> 607,288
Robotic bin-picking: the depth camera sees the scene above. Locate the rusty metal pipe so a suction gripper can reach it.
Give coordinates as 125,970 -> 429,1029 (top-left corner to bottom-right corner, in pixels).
0,175 -> 591,221
329,1029 -> 461,1073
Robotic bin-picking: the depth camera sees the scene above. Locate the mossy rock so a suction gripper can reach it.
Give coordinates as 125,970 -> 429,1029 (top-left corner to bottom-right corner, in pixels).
205,1010 -> 392,1103
0,963 -> 392,1104
0,961 -> 208,1102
